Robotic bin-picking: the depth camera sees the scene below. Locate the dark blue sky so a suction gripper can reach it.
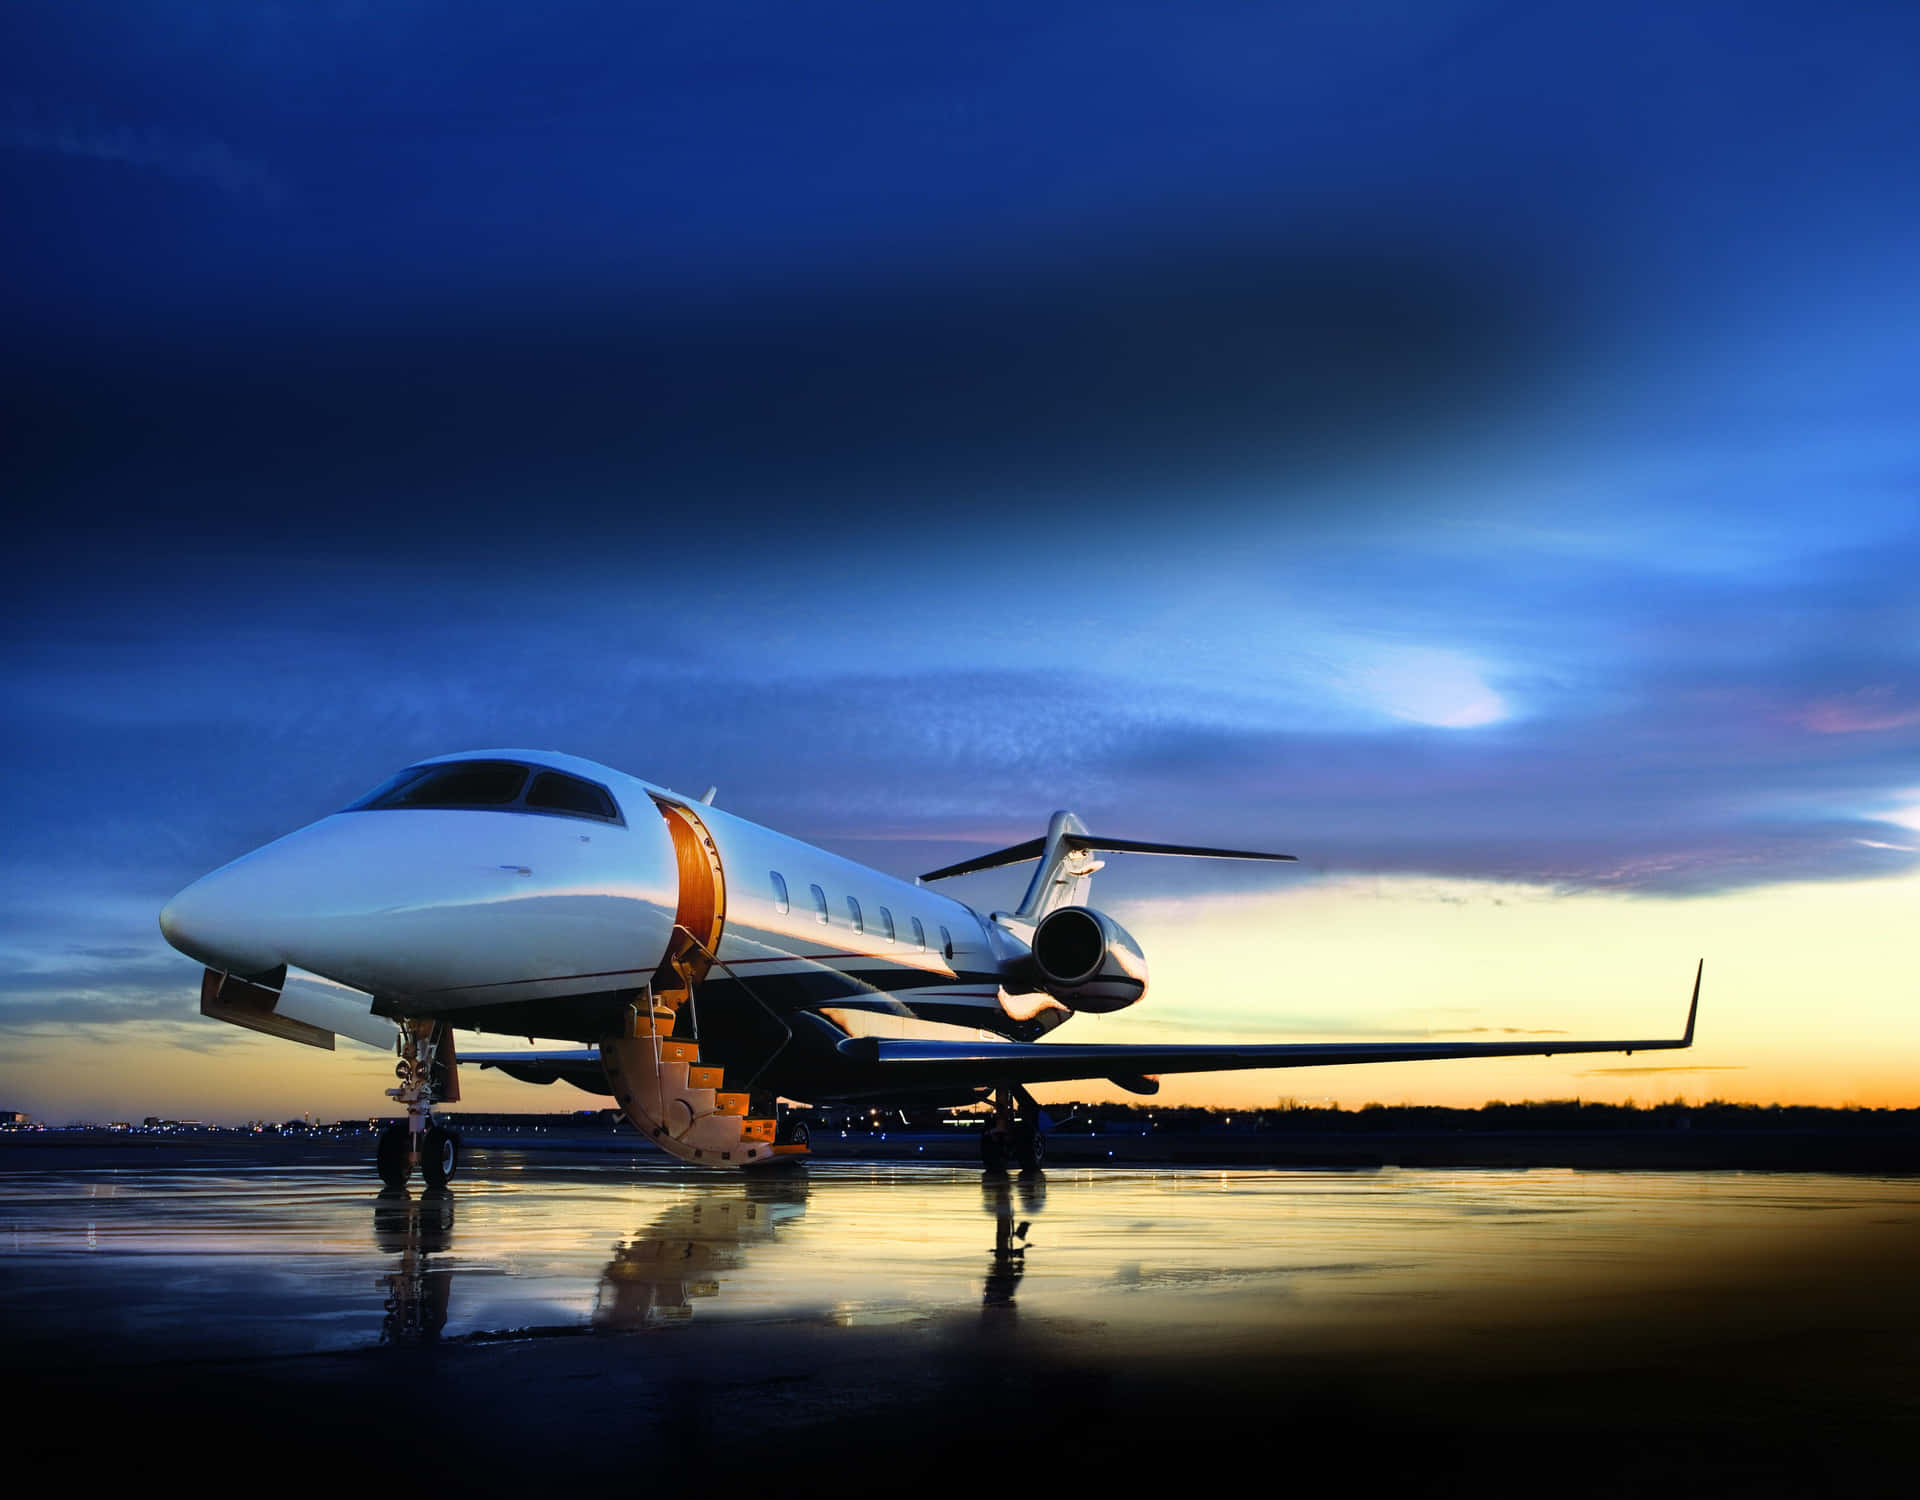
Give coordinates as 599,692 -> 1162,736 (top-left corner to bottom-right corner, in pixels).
4,3 -> 1918,1056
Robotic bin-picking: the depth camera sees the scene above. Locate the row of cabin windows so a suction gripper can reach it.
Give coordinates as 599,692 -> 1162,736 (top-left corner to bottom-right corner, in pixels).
767,871 -> 953,961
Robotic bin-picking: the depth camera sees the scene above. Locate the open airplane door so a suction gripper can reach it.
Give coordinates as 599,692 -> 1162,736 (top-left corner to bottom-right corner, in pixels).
592,796 -> 800,1166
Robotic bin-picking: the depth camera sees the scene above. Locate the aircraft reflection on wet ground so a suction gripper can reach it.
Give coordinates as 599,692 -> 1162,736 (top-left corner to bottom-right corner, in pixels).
8,1157 -> 1919,1494
0,1155 -> 1076,1362
2,1155 -> 1915,1362
365,1166 -> 1047,1344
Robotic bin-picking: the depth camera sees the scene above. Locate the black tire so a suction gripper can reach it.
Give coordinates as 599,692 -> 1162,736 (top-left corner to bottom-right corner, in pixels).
781,1120 -> 811,1149
376,1121 -> 412,1188
981,1130 -> 1010,1174
1016,1126 -> 1046,1174
420,1125 -> 459,1187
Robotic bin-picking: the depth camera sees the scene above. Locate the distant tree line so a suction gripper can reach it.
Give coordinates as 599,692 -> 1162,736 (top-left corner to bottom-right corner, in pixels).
1033,1099 -> 1920,1133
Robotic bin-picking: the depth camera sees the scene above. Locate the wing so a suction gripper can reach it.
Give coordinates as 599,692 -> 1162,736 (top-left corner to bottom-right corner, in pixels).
467,1048 -> 612,1095
835,962 -> 1703,1091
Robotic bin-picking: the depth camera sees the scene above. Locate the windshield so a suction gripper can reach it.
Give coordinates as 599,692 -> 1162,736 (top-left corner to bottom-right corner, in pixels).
346,760 -> 625,823
350,761 -> 530,809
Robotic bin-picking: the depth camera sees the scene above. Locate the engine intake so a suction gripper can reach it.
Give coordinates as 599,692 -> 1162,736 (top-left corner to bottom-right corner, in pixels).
1030,905 -> 1148,1013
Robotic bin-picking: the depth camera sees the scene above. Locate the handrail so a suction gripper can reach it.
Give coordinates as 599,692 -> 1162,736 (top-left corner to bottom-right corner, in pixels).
668,923 -> 795,1091
621,984 -> 673,1141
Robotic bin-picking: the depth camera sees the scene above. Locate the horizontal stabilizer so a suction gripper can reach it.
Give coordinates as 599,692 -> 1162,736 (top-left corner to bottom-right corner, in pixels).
920,838 -> 1047,882
922,832 -> 1294,883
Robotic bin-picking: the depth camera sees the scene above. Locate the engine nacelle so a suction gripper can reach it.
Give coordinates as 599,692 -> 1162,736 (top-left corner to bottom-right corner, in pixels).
1030,905 -> 1148,1013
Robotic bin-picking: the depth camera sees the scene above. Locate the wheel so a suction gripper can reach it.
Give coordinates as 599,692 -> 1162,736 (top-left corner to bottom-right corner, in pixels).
778,1119 -> 811,1149
376,1121 -> 412,1187
420,1125 -> 459,1187
1016,1125 -> 1046,1173
981,1128 -> 1010,1174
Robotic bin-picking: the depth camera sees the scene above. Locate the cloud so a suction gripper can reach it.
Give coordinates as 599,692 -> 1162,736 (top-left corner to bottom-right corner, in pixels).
1344,647 -> 1510,729
1428,1027 -> 1567,1037
0,113 -> 284,203
6,575 -> 1920,908
1107,1011 -> 1452,1041
0,962 -> 198,1028
1878,797 -> 1920,834
1798,688 -> 1920,734
5,231 -> 1553,567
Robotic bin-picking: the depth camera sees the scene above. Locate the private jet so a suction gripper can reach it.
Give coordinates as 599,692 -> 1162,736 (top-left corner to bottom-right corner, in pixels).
158,750 -> 1700,1184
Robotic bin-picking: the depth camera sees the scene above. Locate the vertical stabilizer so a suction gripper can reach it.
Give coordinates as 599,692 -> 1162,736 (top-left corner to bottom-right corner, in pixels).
1014,812 -> 1105,919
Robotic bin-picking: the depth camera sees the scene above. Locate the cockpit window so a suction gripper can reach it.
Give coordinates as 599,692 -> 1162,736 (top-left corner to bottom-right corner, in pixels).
355,761 -> 528,809
346,760 -> 624,824
525,771 -> 619,821
348,766 -> 433,807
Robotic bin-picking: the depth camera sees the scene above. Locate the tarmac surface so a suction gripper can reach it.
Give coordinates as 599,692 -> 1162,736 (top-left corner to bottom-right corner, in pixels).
6,1148 -> 1918,1494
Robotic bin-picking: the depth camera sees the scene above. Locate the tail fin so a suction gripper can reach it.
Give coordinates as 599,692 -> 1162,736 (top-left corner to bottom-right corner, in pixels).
921,812 -> 1295,919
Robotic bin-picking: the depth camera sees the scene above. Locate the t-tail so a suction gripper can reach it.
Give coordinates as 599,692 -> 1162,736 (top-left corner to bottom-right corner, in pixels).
921,812 -> 1296,1014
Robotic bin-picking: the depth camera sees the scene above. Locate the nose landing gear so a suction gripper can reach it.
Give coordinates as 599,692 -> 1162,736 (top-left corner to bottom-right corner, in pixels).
376,1120 -> 411,1187
421,1124 -> 460,1187
377,1020 -> 461,1187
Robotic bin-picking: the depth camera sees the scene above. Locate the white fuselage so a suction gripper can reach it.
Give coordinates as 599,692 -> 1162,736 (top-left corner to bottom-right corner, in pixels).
160,750 -> 1007,1040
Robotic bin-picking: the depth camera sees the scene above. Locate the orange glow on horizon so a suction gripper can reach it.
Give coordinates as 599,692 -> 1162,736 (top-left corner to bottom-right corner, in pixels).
3,869 -> 1915,1123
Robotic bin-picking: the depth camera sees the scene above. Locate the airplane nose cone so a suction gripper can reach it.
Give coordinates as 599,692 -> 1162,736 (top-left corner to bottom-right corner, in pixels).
158,870 -> 285,978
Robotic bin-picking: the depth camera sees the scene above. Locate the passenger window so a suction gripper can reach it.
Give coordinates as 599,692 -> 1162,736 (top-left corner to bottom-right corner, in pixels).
810,884 -> 829,924
912,917 -> 926,952
525,771 -> 620,822
770,872 -> 789,914
939,925 -> 955,962
846,896 -> 864,934
878,906 -> 896,943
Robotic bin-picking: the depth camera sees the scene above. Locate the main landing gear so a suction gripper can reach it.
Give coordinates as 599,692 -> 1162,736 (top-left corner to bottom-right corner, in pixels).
760,1091 -> 813,1151
980,1082 -> 1047,1175
377,1020 -> 461,1188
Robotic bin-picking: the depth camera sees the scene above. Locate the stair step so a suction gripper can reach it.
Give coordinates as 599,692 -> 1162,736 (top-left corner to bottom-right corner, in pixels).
769,1142 -> 812,1157
598,1034 -> 801,1171
624,1010 -> 678,1038
687,1065 -> 724,1090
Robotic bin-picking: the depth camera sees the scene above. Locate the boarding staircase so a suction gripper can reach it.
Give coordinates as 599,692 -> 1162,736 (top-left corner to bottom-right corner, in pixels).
598,963 -> 807,1168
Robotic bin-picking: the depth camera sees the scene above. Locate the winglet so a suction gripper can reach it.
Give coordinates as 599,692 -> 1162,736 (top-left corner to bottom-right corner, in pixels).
1682,959 -> 1702,1046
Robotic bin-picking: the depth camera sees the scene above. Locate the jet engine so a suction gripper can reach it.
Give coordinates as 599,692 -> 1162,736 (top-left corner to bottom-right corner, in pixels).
1029,905 -> 1148,1013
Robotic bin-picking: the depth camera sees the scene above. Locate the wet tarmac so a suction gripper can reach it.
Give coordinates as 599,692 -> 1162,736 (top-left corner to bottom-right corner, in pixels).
7,1153 -> 1918,1494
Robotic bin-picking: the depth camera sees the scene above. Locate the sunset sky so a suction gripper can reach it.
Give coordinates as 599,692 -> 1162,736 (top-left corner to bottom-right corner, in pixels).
4,3 -> 1917,1121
